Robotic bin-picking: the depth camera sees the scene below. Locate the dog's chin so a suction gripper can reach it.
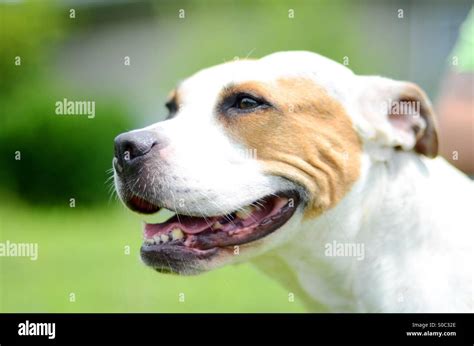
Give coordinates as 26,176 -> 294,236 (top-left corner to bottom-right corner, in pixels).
121,190 -> 300,275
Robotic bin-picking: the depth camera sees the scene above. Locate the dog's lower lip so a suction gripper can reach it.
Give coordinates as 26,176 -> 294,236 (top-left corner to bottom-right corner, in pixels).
140,244 -> 218,273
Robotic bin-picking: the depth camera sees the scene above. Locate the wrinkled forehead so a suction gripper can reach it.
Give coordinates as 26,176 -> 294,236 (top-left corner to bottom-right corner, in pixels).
177,52 -> 355,106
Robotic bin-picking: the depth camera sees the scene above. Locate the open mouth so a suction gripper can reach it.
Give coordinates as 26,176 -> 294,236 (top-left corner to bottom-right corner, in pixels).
138,190 -> 299,271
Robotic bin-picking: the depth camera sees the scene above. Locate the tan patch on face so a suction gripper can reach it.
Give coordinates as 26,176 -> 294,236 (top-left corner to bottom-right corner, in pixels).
219,78 -> 362,218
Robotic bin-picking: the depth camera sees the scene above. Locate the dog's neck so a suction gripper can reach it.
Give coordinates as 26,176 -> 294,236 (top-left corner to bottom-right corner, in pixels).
253,152 -> 471,312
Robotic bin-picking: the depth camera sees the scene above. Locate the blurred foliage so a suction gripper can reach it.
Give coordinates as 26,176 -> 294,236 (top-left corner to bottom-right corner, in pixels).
0,84 -> 133,205
0,1 -> 64,94
149,0 -> 377,87
0,1 -> 132,205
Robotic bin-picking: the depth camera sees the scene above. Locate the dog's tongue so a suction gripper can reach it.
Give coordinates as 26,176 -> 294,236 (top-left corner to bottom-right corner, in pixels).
175,215 -> 218,234
145,214 -> 217,237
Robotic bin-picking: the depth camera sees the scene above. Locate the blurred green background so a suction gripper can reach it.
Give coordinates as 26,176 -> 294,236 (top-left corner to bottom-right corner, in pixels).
0,0 -> 471,312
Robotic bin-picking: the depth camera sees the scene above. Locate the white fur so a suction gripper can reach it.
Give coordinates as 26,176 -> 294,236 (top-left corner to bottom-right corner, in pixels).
121,51 -> 473,312
255,152 -> 473,312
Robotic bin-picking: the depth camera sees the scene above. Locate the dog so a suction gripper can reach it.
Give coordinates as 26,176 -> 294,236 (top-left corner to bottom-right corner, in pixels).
113,51 -> 473,312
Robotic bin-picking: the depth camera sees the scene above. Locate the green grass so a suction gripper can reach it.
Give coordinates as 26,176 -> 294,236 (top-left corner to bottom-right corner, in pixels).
0,200 -> 305,312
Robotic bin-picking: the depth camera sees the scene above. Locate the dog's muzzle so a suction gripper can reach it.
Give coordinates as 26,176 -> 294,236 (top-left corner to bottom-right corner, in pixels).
113,129 -> 172,213
113,129 -> 301,274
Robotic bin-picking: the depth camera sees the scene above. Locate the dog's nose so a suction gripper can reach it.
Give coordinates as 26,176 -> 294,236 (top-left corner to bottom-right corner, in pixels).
114,130 -> 158,170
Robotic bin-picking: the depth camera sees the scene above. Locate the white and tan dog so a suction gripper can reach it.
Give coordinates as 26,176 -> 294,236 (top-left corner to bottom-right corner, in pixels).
113,51 -> 473,312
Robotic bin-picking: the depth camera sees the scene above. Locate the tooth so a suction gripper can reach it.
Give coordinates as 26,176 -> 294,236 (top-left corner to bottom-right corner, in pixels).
170,228 -> 184,240
160,234 -> 169,243
236,206 -> 254,219
144,238 -> 155,245
212,221 -> 223,230
153,234 -> 162,244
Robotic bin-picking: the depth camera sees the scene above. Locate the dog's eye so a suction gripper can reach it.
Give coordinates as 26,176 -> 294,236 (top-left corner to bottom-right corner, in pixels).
236,96 -> 260,110
165,100 -> 177,113
165,100 -> 178,119
229,94 -> 268,112
219,92 -> 270,116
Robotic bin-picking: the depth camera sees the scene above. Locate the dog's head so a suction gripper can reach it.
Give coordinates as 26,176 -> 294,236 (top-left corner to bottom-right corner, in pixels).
113,51 -> 438,274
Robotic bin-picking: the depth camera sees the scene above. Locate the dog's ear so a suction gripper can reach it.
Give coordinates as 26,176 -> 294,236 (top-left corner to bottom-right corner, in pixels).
357,76 -> 438,158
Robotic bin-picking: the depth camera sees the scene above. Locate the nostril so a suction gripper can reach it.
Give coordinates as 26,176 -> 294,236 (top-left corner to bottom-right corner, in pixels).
122,143 -> 134,161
